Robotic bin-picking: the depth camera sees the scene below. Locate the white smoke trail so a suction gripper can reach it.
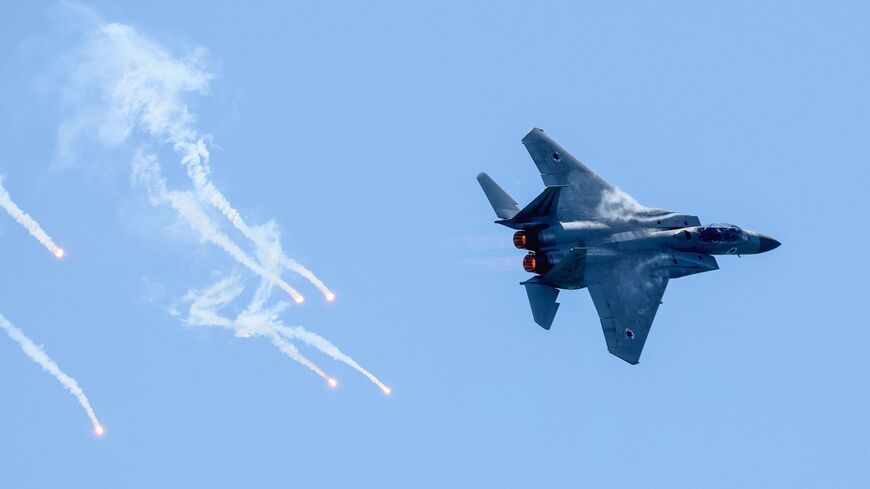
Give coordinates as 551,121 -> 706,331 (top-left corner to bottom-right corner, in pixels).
273,325 -> 391,394
0,312 -> 103,435
246,235 -> 390,393
182,273 -> 388,392
132,151 -> 304,303
64,20 -> 333,300
57,10 -> 379,388
185,161 -> 336,301
0,177 -> 65,258
266,331 -> 333,384
182,275 -> 333,383
240,274 -> 389,393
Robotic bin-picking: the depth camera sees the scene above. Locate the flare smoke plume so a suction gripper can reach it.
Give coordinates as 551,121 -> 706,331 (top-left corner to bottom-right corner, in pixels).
274,324 -> 391,394
58,12 -> 385,389
0,312 -> 103,435
62,20 -> 333,301
183,275 -> 332,381
0,177 -> 65,258
183,273 -> 389,392
133,151 -> 304,303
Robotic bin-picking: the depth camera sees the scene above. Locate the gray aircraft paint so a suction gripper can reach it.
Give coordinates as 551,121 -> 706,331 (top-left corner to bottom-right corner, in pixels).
478,128 -> 780,365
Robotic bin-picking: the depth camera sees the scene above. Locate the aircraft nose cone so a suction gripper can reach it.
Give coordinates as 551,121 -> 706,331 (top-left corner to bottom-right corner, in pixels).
758,234 -> 781,253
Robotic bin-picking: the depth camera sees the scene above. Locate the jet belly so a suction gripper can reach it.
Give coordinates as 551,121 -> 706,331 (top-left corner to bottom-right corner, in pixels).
526,220 -> 610,251
477,127 -> 780,364
594,230 -> 720,279
521,221 -> 611,290
609,229 -> 679,251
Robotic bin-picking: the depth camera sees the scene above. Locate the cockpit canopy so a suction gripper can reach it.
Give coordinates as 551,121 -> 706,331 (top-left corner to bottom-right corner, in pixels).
697,224 -> 746,243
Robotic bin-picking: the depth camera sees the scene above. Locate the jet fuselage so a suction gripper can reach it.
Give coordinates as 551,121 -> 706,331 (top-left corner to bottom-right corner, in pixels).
517,221 -> 779,257
477,127 -> 780,363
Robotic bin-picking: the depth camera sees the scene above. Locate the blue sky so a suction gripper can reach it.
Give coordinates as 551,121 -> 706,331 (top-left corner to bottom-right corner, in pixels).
0,1 -> 868,487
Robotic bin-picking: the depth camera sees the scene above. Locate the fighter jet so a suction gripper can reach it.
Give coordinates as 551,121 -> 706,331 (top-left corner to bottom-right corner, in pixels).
477,128 -> 780,364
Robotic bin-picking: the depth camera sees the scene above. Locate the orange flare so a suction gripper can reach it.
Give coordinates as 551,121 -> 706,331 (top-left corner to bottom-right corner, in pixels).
54,248 -> 65,259
327,378 -> 338,388
382,386 -> 392,395
326,292 -> 336,302
94,424 -> 105,437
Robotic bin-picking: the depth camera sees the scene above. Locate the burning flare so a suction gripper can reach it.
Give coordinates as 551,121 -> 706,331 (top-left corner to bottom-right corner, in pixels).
273,325 -> 391,394
63,16 -> 384,390
0,312 -> 103,435
0,177 -> 65,259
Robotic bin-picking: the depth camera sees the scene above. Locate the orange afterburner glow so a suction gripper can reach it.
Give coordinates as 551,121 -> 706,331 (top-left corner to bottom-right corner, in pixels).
94,424 -> 105,437
54,248 -> 65,259
327,378 -> 338,388
326,292 -> 336,302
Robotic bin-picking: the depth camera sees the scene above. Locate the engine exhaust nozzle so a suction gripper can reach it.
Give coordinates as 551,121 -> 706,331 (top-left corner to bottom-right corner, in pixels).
513,231 -> 527,249
523,253 -> 537,272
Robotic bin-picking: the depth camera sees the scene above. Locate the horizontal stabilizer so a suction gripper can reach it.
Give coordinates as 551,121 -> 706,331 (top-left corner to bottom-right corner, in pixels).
477,172 -> 519,219
523,282 -> 560,330
506,186 -> 563,227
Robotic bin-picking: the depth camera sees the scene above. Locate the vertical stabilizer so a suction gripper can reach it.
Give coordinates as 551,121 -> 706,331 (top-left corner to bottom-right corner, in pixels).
523,282 -> 560,330
477,172 -> 519,219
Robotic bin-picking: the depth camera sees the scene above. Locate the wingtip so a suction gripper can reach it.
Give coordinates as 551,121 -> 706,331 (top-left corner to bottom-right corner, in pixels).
521,127 -> 546,144
619,353 -> 641,365
476,171 -> 488,181
608,346 -> 641,365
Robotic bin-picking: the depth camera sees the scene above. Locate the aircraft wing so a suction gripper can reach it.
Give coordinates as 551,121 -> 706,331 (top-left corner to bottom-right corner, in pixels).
522,127 -> 616,221
521,128 -> 701,228
585,253 -> 670,364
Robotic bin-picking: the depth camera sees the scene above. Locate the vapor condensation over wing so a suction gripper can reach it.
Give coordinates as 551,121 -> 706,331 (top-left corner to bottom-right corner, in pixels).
0,177 -> 65,258
0,312 -> 104,435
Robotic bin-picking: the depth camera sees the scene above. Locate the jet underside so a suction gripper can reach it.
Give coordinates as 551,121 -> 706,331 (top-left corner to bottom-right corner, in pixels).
477,128 -> 779,364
